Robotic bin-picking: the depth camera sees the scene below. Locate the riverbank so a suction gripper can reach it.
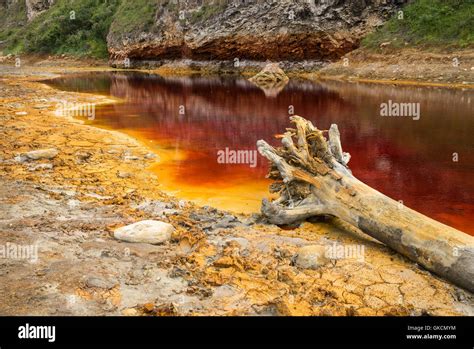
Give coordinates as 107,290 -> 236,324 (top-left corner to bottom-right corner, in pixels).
2,50 -> 473,88
0,60 -> 473,316
112,48 -> 474,90
315,48 -> 474,88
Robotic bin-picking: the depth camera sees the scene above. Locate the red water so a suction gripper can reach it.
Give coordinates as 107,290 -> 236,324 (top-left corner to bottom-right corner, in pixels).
47,73 -> 474,235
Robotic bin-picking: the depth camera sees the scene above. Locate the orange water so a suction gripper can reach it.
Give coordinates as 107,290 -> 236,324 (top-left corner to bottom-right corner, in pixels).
46,73 -> 474,234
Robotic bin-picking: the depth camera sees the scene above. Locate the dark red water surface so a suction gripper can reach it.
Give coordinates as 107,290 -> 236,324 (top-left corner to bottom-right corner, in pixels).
46,73 -> 474,235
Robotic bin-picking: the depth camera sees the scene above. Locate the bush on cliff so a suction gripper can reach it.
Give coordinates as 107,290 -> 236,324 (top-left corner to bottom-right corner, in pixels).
363,0 -> 474,50
2,0 -> 120,58
109,0 -> 158,37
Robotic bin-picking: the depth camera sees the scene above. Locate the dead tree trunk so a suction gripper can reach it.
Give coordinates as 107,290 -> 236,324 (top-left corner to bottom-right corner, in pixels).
257,115 -> 474,292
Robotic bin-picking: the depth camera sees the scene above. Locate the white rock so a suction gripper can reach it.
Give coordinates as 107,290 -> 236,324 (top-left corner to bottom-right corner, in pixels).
294,245 -> 329,269
23,148 -> 58,160
114,220 -> 174,245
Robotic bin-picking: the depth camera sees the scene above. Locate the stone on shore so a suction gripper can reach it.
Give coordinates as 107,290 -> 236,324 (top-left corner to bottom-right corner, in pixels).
248,63 -> 289,97
85,276 -> 118,290
113,220 -> 174,245
294,245 -> 330,269
22,148 -> 58,161
249,63 -> 289,84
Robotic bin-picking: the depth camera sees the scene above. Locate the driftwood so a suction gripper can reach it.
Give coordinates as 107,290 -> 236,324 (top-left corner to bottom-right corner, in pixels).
257,115 -> 474,292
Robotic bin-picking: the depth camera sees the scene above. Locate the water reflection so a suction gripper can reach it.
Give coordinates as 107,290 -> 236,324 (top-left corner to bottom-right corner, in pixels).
46,73 -> 474,234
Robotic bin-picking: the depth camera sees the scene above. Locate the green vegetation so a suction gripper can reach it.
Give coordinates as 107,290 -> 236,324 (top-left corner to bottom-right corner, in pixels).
1,0 -> 121,58
362,0 -> 474,50
1,0 -> 472,59
0,1 -> 27,44
109,0 -> 159,36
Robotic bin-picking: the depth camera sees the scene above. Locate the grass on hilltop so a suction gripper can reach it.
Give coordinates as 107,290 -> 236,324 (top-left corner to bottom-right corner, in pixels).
362,0 -> 474,50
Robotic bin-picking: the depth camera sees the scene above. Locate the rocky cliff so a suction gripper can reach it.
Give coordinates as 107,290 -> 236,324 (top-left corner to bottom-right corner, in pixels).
1,0 -> 407,64
107,0 -> 407,67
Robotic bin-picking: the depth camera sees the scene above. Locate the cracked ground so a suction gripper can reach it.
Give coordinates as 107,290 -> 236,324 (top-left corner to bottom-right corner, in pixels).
0,62 -> 473,316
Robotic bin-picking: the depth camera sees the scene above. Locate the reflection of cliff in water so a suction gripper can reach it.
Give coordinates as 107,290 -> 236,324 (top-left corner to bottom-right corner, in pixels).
45,73 -> 474,233
106,74 -> 351,151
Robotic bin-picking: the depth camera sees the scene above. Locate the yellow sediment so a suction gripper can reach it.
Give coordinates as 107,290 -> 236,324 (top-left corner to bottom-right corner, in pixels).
0,63 -> 471,316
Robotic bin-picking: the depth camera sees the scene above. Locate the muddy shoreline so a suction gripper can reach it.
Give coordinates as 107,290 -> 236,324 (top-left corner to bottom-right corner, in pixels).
117,47 -> 473,89
0,60 -> 473,316
316,48 -> 474,88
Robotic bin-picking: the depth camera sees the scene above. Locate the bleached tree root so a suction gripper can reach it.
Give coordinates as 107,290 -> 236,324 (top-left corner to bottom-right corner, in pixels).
257,115 -> 474,292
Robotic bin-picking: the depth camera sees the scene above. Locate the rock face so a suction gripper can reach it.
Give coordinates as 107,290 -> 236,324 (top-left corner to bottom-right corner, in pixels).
108,0 -> 407,66
25,0 -> 54,21
113,220 -> 174,244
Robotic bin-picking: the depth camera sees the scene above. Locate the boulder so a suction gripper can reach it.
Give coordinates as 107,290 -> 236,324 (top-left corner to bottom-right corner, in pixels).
21,148 -> 58,161
249,63 -> 289,84
113,220 -> 174,245
294,245 -> 329,269
248,63 -> 290,97
85,276 -> 117,290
